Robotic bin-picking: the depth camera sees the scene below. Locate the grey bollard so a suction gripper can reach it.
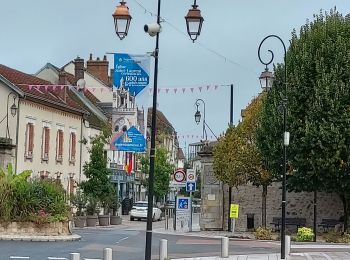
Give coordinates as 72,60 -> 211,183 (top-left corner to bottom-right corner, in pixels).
221,237 -> 229,258
159,239 -> 168,260
103,248 -> 112,260
70,253 -> 80,260
285,235 -> 291,256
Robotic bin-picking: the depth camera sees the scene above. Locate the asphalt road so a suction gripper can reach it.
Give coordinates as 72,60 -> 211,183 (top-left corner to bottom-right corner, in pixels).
0,219 -> 280,260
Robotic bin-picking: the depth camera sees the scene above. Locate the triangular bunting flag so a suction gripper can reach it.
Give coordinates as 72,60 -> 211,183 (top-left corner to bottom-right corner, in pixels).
207,85 -> 210,90
198,86 -> 203,92
158,88 -> 161,94
182,88 -> 186,94
190,88 -> 194,93
215,85 -> 219,90
28,85 -> 33,91
166,88 -> 169,94
174,88 -> 178,94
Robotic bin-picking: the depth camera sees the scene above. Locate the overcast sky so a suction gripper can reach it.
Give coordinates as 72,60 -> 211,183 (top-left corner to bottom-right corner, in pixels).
1,1 -> 350,155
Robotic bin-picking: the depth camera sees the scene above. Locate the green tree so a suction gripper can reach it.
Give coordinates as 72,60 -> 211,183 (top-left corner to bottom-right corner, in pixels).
214,94 -> 273,227
80,133 -> 114,214
140,146 -> 173,202
257,9 -> 350,230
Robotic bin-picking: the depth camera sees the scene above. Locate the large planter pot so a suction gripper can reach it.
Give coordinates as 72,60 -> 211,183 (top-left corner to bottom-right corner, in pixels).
110,215 -> 122,225
74,216 -> 86,228
86,215 -> 98,227
98,215 -> 110,226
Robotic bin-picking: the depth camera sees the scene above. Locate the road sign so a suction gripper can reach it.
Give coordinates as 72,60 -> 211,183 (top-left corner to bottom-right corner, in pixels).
186,182 -> 196,192
174,169 -> 186,183
186,169 -> 196,182
230,204 -> 239,219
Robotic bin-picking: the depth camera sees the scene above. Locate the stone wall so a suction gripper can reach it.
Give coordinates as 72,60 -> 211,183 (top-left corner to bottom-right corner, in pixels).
0,221 -> 70,236
223,182 -> 343,232
0,138 -> 15,169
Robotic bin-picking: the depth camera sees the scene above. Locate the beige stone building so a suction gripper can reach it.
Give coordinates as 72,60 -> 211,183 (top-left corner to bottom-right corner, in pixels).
0,64 -> 95,193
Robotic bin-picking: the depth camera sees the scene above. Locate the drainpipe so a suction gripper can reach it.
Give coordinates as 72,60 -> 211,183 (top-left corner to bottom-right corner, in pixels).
79,117 -> 84,183
14,99 -> 21,173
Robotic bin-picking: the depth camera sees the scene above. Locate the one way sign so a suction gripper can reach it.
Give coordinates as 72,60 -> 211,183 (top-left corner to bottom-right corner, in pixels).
186,182 -> 196,192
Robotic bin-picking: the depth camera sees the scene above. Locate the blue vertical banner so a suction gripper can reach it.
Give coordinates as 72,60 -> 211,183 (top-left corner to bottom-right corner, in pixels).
113,53 -> 150,96
111,53 -> 151,153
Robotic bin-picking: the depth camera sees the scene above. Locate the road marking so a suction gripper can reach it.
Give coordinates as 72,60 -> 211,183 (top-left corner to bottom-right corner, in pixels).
116,236 -> 129,244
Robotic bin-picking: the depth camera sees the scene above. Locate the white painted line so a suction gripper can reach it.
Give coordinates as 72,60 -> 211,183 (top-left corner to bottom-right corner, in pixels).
115,236 -> 129,244
303,253 -> 314,260
10,257 -> 30,260
320,252 -> 333,260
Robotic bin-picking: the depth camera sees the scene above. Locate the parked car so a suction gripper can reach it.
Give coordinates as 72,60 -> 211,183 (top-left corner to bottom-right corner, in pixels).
130,201 -> 162,221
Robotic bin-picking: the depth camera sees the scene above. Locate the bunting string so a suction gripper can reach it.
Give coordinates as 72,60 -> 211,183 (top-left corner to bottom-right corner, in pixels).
17,84 -> 229,95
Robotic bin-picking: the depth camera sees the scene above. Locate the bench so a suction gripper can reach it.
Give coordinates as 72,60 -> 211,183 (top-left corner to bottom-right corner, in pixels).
270,217 -> 306,231
318,219 -> 343,231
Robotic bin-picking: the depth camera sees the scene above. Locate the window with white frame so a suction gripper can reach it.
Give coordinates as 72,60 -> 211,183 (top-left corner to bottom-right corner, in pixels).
56,125 -> 64,162
25,121 -> 35,159
41,123 -> 51,161
69,129 -> 77,163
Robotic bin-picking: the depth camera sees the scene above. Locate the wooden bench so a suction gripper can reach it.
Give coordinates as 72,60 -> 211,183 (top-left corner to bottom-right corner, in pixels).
318,219 -> 343,231
270,217 -> 306,231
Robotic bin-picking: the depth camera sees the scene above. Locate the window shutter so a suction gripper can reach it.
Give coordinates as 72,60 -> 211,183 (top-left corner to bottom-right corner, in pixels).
59,130 -> 63,157
28,123 -> 34,156
71,132 -> 76,160
44,127 -> 50,158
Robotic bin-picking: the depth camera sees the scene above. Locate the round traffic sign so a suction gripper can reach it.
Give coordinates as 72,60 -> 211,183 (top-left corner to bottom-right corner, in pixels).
187,173 -> 195,181
174,169 -> 186,182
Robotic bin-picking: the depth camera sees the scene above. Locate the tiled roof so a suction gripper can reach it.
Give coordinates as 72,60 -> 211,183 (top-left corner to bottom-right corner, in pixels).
0,64 -> 87,114
147,108 -> 175,134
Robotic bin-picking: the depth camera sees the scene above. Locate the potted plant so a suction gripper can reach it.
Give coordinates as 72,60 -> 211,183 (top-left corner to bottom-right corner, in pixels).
109,192 -> 122,225
85,195 -> 98,227
70,189 -> 87,228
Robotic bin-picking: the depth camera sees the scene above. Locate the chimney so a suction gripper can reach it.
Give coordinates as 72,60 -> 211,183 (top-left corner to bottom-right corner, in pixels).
58,70 -> 67,85
74,56 -> 84,80
86,54 -> 109,84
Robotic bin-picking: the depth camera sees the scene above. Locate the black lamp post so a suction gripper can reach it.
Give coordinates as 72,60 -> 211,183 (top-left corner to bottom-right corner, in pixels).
112,2 -> 204,259
258,35 -> 289,260
194,99 -> 207,140
6,92 -> 18,140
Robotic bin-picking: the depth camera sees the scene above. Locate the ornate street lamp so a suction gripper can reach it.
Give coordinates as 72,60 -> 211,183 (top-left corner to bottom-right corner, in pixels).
112,1 -> 205,259
258,35 -> 288,260
112,1 -> 132,40
194,109 -> 201,125
185,0 -> 204,42
6,92 -> 18,139
259,66 -> 274,91
194,99 -> 207,140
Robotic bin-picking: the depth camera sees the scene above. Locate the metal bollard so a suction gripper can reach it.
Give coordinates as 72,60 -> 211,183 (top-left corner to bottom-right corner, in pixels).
285,235 -> 291,256
165,215 -> 169,230
221,237 -> 229,258
70,253 -> 80,260
103,248 -> 112,260
159,239 -> 168,260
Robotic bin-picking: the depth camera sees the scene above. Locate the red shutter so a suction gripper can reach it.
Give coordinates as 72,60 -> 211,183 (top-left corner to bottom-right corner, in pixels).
44,127 -> 50,158
28,123 -> 34,156
71,132 -> 76,161
57,130 -> 63,160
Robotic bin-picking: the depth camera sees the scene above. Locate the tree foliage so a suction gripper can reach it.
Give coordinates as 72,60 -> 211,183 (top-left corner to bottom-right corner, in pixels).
80,133 -> 114,214
257,9 -> 350,229
140,146 -> 173,201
